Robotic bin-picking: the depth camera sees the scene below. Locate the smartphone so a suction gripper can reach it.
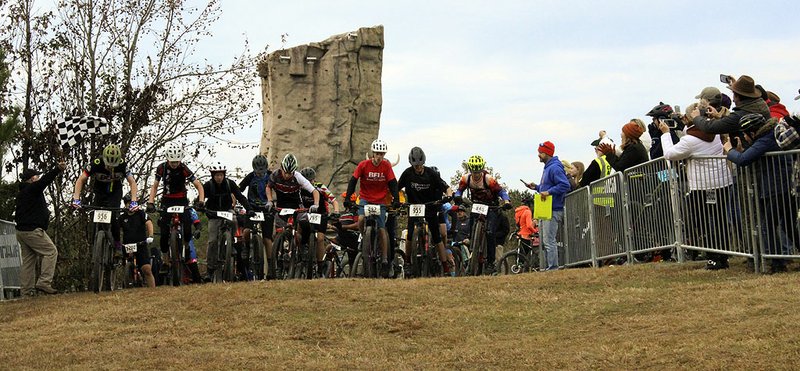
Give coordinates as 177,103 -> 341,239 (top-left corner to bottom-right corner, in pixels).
673,105 -> 681,115
719,74 -> 732,84
661,118 -> 677,129
520,179 -> 527,186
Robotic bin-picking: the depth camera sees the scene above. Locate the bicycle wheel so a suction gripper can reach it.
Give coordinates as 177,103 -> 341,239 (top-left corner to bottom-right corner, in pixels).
350,252 -> 364,277
89,231 -> 106,293
361,227 -> 374,278
450,245 -> 463,277
392,248 -> 406,279
222,231 -> 235,282
271,234 -> 289,280
499,251 -> 529,275
252,236 -> 266,280
169,230 -> 183,286
410,227 -> 425,278
468,221 -> 486,276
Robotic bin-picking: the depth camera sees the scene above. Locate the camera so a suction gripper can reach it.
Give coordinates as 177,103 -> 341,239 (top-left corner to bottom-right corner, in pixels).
660,118 -> 677,129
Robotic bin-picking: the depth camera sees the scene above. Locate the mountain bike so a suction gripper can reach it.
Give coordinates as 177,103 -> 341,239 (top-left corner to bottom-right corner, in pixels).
405,201 -> 446,278
271,207 -> 311,280
121,240 -> 148,288
498,232 -> 540,274
245,207 -> 268,280
204,209 -> 237,282
157,205 -> 193,286
465,202 -> 502,276
350,204 -> 403,278
81,205 -> 125,293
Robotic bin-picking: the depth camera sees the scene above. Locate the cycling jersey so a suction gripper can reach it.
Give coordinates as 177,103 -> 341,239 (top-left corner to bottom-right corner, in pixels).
239,170 -> 270,206
398,166 -> 448,204
120,210 -> 149,244
83,159 -> 130,195
301,181 -> 334,213
203,178 -> 251,216
455,171 -> 509,205
352,159 -> 396,204
268,169 -> 316,208
154,162 -> 197,199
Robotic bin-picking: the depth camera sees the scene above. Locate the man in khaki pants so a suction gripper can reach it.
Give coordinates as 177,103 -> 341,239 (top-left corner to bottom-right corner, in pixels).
15,161 -> 66,296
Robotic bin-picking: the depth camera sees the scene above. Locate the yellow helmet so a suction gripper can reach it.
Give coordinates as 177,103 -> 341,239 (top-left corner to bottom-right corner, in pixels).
466,155 -> 485,172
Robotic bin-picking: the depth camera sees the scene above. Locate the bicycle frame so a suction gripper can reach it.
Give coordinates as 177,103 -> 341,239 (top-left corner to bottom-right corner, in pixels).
271,207 -> 310,280
82,205 -> 125,293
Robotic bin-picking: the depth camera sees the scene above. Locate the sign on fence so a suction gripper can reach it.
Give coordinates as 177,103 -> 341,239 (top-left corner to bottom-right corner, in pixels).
0,220 -> 22,299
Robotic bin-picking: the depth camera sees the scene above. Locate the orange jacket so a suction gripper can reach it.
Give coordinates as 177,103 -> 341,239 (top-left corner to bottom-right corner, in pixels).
514,205 -> 537,240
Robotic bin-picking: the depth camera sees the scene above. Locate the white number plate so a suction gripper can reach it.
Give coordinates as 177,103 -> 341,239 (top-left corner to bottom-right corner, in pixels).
251,212 -> 265,222
280,208 -> 295,216
308,213 -> 322,225
167,206 -> 185,214
472,204 -> 489,216
124,243 -> 138,253
217,211 -> 234,221
365,204 -> 381,216
93,210 -> 112,224
409,204 -> 426,217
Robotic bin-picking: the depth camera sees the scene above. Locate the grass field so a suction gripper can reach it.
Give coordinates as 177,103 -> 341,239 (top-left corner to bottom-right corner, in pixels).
2,259 -> 800,369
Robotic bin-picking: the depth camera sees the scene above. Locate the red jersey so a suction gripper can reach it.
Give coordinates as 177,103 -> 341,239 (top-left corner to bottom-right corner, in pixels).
353,159 -> 396,204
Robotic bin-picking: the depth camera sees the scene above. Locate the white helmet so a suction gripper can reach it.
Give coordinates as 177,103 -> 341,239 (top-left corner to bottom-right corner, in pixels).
209,162 -> 227,173
165,143 -> 184,162
371,139 -> 388,153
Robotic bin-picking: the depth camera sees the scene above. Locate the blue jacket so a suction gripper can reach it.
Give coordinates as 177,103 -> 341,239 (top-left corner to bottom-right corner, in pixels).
726,124 -> 790,199
538,156 -> 572,211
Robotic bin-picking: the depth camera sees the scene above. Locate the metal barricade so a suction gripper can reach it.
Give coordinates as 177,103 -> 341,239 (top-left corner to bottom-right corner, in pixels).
0,220 -> 23,300
623,158 -> 678,262
588,172 -> 629,264
563,186 -> 595,267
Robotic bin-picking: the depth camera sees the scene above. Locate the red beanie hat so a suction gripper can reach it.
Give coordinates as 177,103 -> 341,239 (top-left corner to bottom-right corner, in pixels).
622,122 -> 644,140
538,141 -> 555,157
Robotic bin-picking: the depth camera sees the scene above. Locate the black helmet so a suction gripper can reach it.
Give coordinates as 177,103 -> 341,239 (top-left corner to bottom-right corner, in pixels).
739,113 -> 767,132
252,154 -> 268,172
646,102 -> 674,119
408,146 -> 426,166
299,167 -> 316,181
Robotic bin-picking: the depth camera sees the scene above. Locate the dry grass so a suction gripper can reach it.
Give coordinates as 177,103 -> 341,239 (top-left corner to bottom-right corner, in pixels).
2,259 -> 800,370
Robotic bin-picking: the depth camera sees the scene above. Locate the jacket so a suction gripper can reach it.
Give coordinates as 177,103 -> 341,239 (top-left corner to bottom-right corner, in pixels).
514,205 -> 537,240
537,156 -> 571,211
15,166 -> 63,231
692,97 -> 770,134
726,120 -> 790,199
661,128 -> 733,191
605,141 -> 648,172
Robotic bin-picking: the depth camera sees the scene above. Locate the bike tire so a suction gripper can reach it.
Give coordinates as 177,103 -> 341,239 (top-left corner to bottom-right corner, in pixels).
392,248 -> 406,279
410,227 -> 425,278
272,234 -> 289,280
450,245 -> 463,277
469,221 -> 486,276
499,251 -> 529,275
253,236 -> 266,280
89,231 -> 106,293
362,227 -> 374,278
169,230 -> 183,286
222,231 -> 235,282
350,252 -> 363,277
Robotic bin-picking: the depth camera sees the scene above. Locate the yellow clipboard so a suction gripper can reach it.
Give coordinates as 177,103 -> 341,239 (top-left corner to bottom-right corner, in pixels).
533,194 -> 552,220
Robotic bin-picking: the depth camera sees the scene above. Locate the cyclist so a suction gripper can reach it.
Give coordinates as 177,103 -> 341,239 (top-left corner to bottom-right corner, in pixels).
71,144 -> 139,250
265,154 -> 320,278
202,162 -> 252,280
397,147 -> 453,276
238,154 -> 272,280
119,194 -> 155,288
343,139 -> 400,277
453,155 -> 512,274
299,166 -> 339,276
146,142 -> 205,265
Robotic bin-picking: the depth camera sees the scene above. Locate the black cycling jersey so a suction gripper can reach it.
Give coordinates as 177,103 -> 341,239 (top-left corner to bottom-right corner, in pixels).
120,210 -> 149,244
203,178 -> 251,217
154,162 -> 197,199
268,169 -> 315,208
398,166 -> 448,204
83,159 -> 130,195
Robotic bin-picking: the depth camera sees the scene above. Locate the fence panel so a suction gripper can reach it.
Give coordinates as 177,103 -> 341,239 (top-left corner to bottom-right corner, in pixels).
623,158 -> 678,261
563,186 -> 594,267
588,172 -> 628,263
1,220 -> 22,300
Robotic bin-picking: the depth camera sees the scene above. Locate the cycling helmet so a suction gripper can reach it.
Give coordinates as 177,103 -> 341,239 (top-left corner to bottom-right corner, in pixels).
739,113 -> 767,132
646,102 -> 674,119
408,146 -> 426,166
371,139 -> 388,153
209,161 -> 227,174
281,153 -> 298,173
165,142 -> 184,162
299,167 -> 316,181
466,155 -> 485,172
252,154 -> 268,172
102,144 -> 123,167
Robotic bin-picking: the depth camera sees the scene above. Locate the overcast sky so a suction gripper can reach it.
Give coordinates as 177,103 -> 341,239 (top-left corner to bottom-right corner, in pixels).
201,0 -> 800,191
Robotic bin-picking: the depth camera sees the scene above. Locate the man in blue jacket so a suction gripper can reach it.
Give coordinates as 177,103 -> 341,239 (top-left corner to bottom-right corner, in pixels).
523,141 -> 571,270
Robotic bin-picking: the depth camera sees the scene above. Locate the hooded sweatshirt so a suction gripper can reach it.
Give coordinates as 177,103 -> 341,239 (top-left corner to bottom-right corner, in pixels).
514,205 -> 537,240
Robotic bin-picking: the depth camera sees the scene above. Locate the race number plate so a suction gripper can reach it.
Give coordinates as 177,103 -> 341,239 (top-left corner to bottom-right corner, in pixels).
365,204 -> 381,216
409,204 -> 426,217
308,213 -> 322,225
93,210 -> 112,224
251,212 -> 265,222
279,208 -> 295,216
167,206 -> 184,214
217,211 -> 234,221
124,243 -> 138,253
472,204 -> 489,216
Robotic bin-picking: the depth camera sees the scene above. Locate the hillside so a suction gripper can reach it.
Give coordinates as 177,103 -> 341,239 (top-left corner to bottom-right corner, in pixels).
2,260 -> 799,369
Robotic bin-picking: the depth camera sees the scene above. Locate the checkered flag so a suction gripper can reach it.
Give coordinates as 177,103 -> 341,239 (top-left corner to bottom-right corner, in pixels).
56,115 -> 110,149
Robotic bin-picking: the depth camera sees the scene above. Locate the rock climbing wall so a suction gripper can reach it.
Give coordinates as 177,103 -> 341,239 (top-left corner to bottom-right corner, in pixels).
257,25 -> 384,194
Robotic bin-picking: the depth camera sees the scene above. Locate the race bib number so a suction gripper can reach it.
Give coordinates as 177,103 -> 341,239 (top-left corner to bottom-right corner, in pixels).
472,204 -> 489,216
409,204 -> 426,217
124,243 -> 138,253
217,211 -> 234,221
167,206 -> 185,214
93,210 -> 112,224
308,213 -> 322,225
365,204 -> 381,216
251,212 -> 265,222
279,208 -> 295,216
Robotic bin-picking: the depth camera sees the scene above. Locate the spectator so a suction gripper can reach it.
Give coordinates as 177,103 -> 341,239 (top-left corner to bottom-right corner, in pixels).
580,137 -> 613,187
659,107 -> 734,269
646,102 -> 682,159
570,161 -> 585,189
629,119 -> 652,157
15,161 -> 66,296
727,114 -> 796,273
690,75 -> 770,134
695,87 -> 731,120
561,160 -> 579,191
523,141 -> 571,270
765,91 -> 789,119
597,121 -> 649,172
